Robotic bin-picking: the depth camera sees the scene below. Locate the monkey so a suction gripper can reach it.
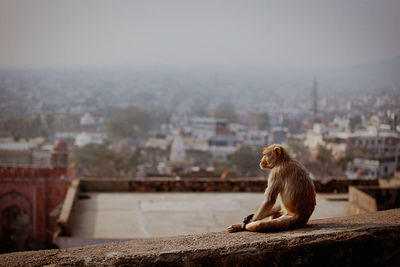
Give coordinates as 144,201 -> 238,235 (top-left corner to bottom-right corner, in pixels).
227,144 -> 316,233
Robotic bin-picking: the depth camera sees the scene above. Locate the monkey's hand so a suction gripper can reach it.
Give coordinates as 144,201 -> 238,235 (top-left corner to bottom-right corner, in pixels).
243,213 -> 254,224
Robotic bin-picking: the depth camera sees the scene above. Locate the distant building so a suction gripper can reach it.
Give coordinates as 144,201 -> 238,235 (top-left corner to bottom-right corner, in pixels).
79,112 -> 104,126
346,130 -> 399,159
142,134 -> 170,174
184,138 -> 209,168
347,158 -> 394,179
313,123 -> 327,135
170,134 -> 186,162
209,135 -> 239,162
74,132 -> 105,147
242,130 -> 268,147
230,124 -> 268,147
54,131 -> 106,148
269,126 -> 288,145
304,128 -> 324,150
142,133 -> 210,176
346,129 -> 400,178
80,112 -> 96,126
191,117 -> 229,139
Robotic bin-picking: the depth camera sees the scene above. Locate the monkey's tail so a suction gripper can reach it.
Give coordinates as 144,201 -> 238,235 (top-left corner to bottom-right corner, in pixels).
245,214 -> 300,232
227,223 -> 245,233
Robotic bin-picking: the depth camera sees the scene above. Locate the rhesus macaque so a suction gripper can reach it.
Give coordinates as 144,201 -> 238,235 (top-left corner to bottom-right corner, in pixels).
227,144 -> 316,233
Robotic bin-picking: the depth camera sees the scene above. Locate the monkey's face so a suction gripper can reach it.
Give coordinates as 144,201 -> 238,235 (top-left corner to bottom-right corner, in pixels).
259,145 -> 281,170
259,154 -> 271,169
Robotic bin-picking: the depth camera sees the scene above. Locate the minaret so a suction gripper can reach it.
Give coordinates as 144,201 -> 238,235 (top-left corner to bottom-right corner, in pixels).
312,79 -> 318,124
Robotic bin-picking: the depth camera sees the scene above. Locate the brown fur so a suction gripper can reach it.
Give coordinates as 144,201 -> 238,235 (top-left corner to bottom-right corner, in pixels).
227,144 -> 316,233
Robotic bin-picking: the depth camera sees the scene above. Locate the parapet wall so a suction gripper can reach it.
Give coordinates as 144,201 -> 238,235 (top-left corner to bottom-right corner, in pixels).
348,185 -> 400,215
80,177 -> 379,193
1,209 -> 399,266
0,166 -> 69,179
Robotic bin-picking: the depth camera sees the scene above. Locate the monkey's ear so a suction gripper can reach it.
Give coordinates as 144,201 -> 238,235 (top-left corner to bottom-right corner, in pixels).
273,146 -> 281,157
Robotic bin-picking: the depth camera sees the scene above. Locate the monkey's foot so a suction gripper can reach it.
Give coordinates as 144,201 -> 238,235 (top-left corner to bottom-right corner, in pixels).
227,223 -> 244,233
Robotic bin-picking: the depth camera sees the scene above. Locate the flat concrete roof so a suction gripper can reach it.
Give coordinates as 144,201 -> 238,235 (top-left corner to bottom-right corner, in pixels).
67,193 -> 347,240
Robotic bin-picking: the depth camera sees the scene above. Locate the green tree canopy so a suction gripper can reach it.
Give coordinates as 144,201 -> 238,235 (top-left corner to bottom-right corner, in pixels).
72,143 -> 140,177
304,144 -> 336,177
229,146 -> 262,176
349,114 -> 362,129
1,115 -> 50,141
107,106 -> 151,140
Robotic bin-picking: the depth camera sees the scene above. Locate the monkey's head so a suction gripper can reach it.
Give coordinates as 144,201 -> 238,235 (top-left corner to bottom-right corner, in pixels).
259,144 -> 290,170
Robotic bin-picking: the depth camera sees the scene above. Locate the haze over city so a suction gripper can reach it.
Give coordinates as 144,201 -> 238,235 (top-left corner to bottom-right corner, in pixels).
1,0 -> 400,69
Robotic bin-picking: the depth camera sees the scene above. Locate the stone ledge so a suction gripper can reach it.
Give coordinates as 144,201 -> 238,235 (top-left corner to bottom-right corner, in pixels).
57,179 -> 80,236
79,178 -> 378,193
1,209 -> 399,266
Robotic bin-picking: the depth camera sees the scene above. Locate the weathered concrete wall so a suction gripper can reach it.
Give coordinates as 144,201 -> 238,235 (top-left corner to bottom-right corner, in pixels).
80,177 -> 378,193
380,176 -> 400,187
1,209 -> 399,266
348,185 -> 400,215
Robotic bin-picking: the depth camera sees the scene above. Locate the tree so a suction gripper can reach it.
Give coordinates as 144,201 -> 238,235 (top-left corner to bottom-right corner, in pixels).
1,115 -> 49,141
349,114 -> 362,129
3,117 -> 22,141
304,144 -> 336,177
229,146 -> 262,176
256,112 -> 270,130
72,143 -> 140,177
107,106 -> 151,140
44,113 -> 54,128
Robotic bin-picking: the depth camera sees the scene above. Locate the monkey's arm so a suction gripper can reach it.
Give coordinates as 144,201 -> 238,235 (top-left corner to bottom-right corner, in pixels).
252,178 -> 281,221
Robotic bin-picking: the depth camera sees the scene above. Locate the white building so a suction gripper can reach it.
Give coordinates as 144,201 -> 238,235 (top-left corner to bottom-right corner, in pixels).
75,132 -> 105,147
170,134 -> 186,162
208,135 -> 239,162
80,112 -> 96,126
230,124 -> 268,147
346,128 -> 400,178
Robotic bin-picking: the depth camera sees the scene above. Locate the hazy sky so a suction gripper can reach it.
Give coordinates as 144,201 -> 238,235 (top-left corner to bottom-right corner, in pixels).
1,0 -> 400,69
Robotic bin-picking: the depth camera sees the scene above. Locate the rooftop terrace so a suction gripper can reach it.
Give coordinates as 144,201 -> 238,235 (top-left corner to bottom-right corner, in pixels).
55,192 -> 347,248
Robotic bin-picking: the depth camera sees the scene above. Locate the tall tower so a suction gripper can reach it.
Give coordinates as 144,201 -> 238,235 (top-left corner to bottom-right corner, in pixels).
312,79 -> 318,124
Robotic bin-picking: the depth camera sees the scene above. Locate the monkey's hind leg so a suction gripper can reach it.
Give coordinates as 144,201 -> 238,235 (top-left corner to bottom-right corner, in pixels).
245,214 -> 298,232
